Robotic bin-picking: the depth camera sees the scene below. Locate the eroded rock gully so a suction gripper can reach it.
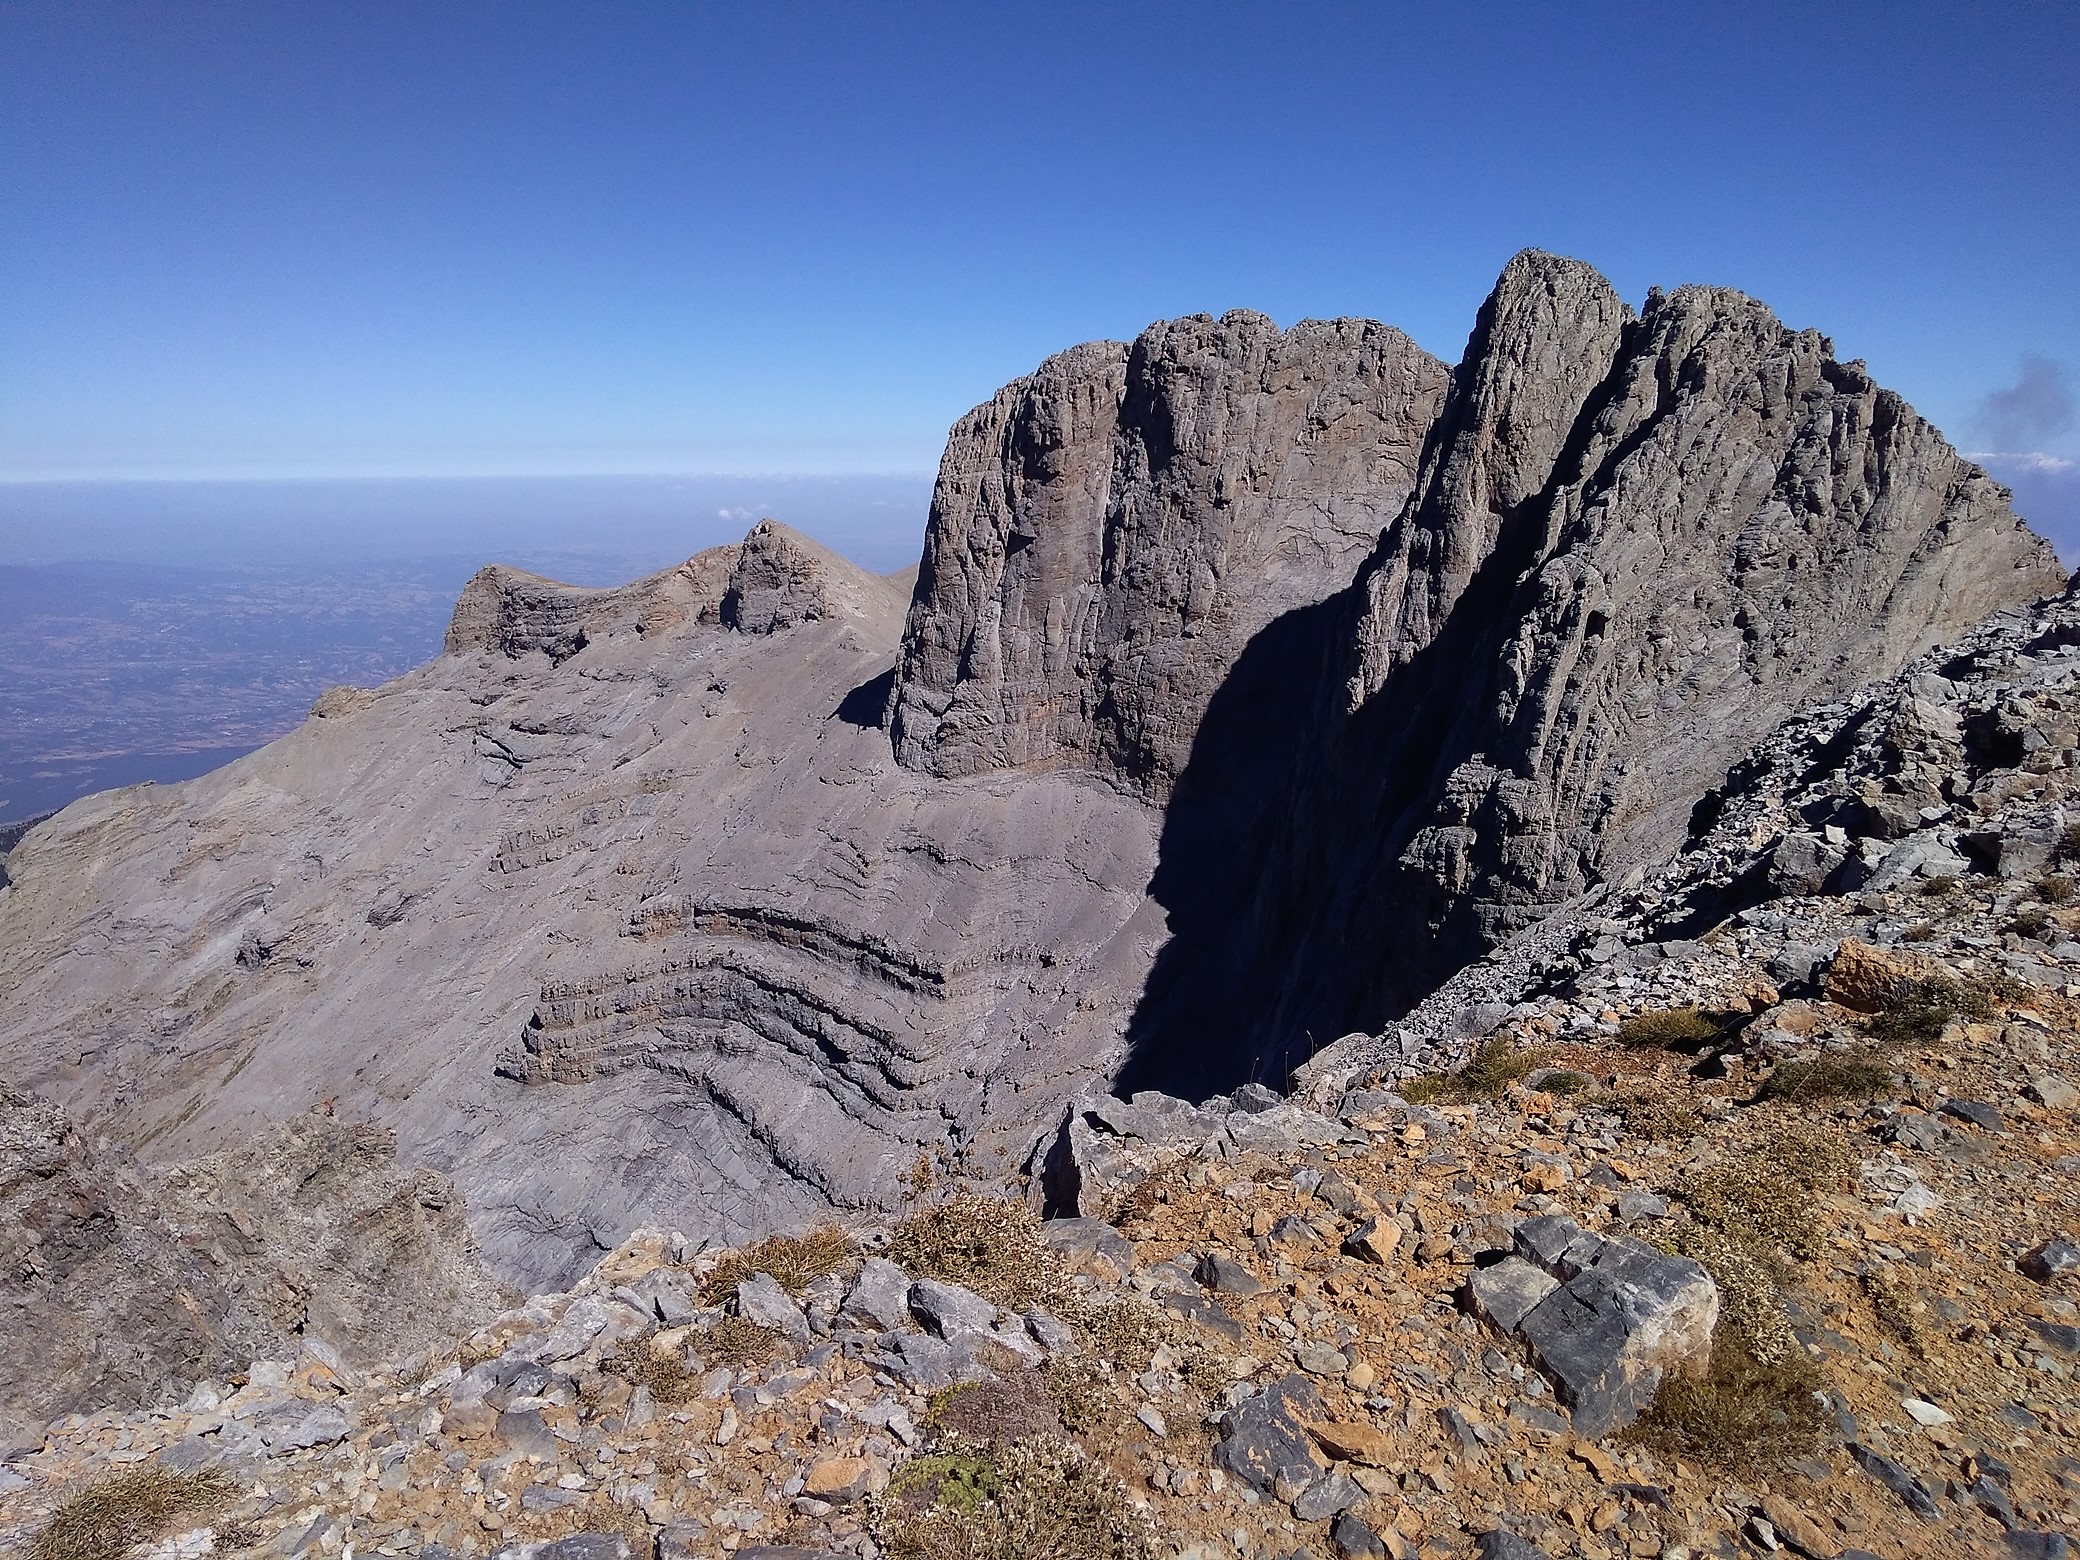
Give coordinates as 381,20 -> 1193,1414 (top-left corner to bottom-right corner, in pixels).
0,254 -> 2062,1306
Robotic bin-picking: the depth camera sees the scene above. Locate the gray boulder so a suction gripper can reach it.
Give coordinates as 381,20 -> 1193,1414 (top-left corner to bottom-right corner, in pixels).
735,1273 -> 811,1346
1212,1373 -> 1325,1495
1470,1214 -> 1717,1437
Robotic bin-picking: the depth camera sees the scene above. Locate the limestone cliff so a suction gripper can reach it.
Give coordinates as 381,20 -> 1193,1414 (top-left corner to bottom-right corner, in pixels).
889,315 -> 1449,797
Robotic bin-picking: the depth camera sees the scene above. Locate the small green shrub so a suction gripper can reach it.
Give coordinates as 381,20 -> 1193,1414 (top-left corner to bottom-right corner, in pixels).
876,1440 -> 1157,1560
32,1468 -> 237,1560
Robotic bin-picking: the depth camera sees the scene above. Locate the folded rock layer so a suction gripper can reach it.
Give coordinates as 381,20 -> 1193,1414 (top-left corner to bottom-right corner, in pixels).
0,254 -> 2060,1288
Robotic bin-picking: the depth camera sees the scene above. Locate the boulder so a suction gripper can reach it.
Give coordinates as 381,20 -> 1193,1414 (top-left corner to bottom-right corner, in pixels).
735,1274 -> 811,1345
1212,1373 -> 1326,1495
1472,1215 -> 1717,1437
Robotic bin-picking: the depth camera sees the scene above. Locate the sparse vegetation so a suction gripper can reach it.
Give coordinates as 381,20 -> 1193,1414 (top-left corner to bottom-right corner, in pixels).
1920,873 -> 1959,897
1401,1034 -> 1544,1104
1616,1006 -> 1730,1052
2010,906 -> 2052,938
889,1195 -> 1063,1312
1535,1068 -> 1592,1096
875,1439 -> 1158,1560
32,1468 -> 237,1560
1862,967 -> 2020,1044
2037,872 -> 2075,904
926,1374 -> 1066,1446
1606,1086 -> 1705,1143
600,1333 -> 704,1403
1677,1126 -> 1848,1262
1755,1046 -> 1896,1104
1862,1265 -> 1927,1352
1639,1123 -> 1851,1469
700,1225 -> 856,1304
704,1313 -> 788,1368
1624,1334 -> 1830,1472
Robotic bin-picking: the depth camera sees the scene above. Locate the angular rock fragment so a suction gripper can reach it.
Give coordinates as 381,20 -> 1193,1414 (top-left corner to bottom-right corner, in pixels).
1848,1443 -> 1941,1520
735,1274 -> 812,1345
1213,1373 -> 1325,1495
1468,1215 -> 1716,1437
907,1277 -> 997,1339
837,1257 -> 912,1332
1466,1257 -> 1560,1333
2019,1236 -> 2080,1282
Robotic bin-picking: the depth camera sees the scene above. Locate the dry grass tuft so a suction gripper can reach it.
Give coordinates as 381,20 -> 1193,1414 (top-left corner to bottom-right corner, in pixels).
704,1313 -> 789,1369
700,1225 -> 856,1304
600,1333 -> 704,1404
1676,1126 -> 1848,1260
1754,1047 -> 1896,1104
876,1439 -> 1157,1560
1862,967 -> 2022,1044
32,1468 -> 237,1560
1862,1265 -> 1927,1352
1401,1035 -> 1543,1104
1616,1007 -> 1729,1052
889,1195 -> 1064,1312
1624,1336 -> 1830,1472
1606,1086 -> 1705,1143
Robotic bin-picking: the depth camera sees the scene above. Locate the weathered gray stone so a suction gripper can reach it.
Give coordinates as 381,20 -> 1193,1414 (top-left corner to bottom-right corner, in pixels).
1212,1374 -> 1325,1495
907,1278 -> 997,1339
735,1274 -> 812,1345
2020,1236 -> 2080,1282
1489,1216 -> 1718,1438
1466,1257 -> 1560,1333
1848,1443 -> 1941,1520
1331,1513 -> 1389,1559
837,1257 -> 913,1332
1292,1468 -> 1365,1521
1195,1251 -> 1267,1296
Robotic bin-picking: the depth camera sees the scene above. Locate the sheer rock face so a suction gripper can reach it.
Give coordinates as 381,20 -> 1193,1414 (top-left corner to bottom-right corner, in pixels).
889,315 -> 1450,797
0,256 -> 2061,1294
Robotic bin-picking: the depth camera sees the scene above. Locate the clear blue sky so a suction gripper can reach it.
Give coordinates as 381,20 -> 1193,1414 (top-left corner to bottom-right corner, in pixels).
4,2 -> 2077,493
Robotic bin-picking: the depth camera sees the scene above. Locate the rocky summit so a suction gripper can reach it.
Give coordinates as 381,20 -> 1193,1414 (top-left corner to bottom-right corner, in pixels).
2,252 -> 2078,1560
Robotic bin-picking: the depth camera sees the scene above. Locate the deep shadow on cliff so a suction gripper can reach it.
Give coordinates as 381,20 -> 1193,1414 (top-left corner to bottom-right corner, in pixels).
1114,447 -> 1588,1100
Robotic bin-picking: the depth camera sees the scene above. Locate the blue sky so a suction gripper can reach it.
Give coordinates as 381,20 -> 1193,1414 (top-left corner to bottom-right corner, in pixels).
2,2 -> 2076,528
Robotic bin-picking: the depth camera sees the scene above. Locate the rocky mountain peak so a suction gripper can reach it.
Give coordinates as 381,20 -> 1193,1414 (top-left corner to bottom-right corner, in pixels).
888,307 -> 1450,797
0,253 -> 2063,1311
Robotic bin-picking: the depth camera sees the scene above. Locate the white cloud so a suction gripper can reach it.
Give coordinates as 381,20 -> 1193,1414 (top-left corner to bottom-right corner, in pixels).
1968,451 -> 2075,474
